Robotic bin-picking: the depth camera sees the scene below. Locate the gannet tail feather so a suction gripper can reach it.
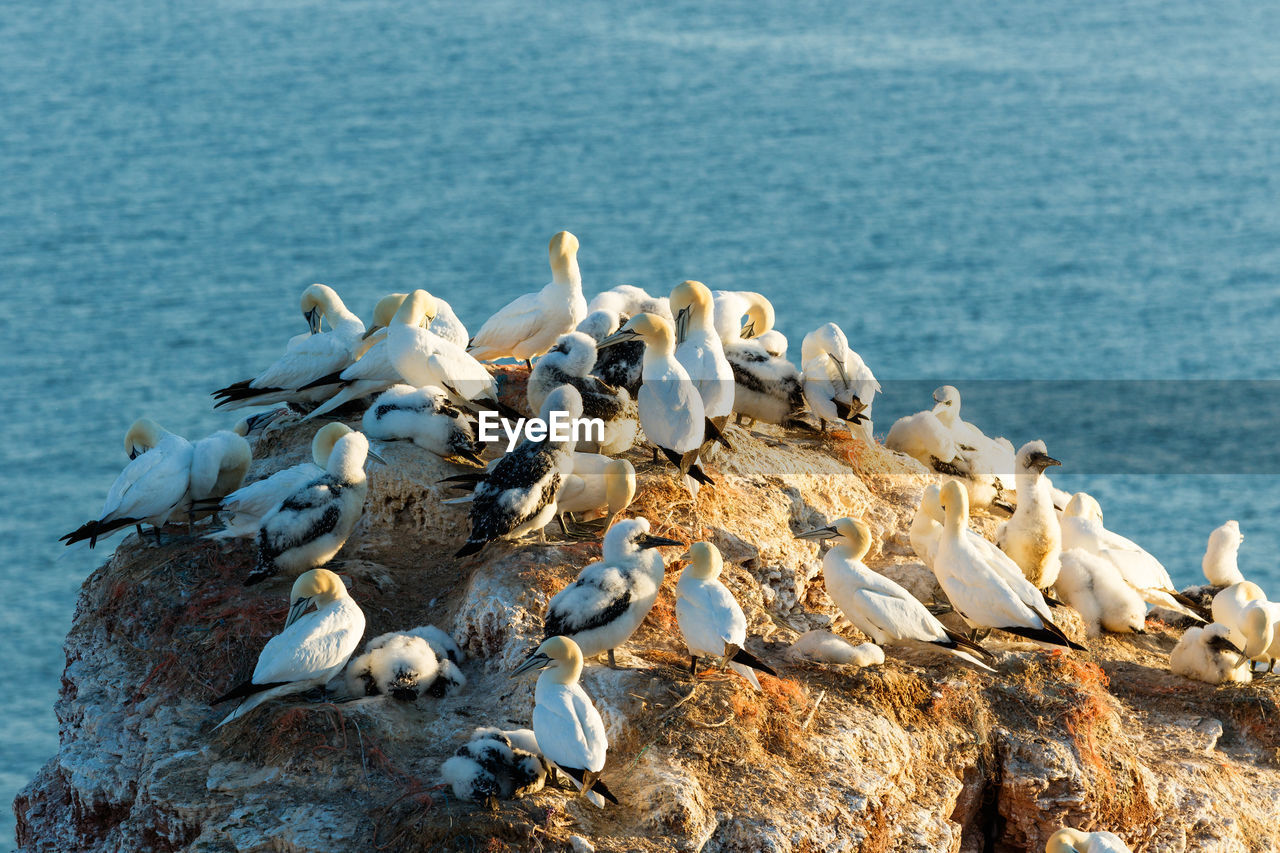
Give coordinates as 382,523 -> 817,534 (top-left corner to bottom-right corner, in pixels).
997,622 -> 1086,651
942,629 -> 996,661
730,646 -> 777,677
211,679 -> 289,706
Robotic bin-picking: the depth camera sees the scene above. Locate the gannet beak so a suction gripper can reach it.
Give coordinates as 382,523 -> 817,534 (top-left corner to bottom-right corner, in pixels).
365,446 -> 388,466
243,408 -> 288,435
360,324 -> 383,340
1029,451 -> 1061,471
305,307 -> 322,335
678,549 -> 693,561
128,447 -> 141,460
510,651 -> 553,679
740,321 -> 756,339
285,596 -> 313,628
674,307 -> 690,345
828,353 -> 849,385
795,526 -> 839,541
638,535 -> 683,550
597,328 -> 640,349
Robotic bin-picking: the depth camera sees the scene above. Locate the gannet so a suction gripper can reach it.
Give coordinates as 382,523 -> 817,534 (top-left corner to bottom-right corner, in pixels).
407,624 -> 465,664
248,430 -> 374,585
1170,622 -> 1254,685
510,635 -> 618,805
788,630 -> 886,667
670,281 -> 735,447
800,323 -> 878,438
711,290 -> 774,344
62,419 -> 194,548
455,386 -> 581,557
441,728 -> 547,802
361,384 -> 482,464
468,231 -> 588,364
1203,520 -> 1245,587
1211,581 -> 1267,632
1055,549 -> 1148,635
363,290 -> 469,349
1046,828 -> 1133,853
527,332 -> 639,455
1212,594 -> 1278,671
1059,492 -> 1203,620
930,386 -> 1016,481
910,484 -> 945,568
556,456 -> 637,534
344,631 -> 465,700
755,329 -> 789,359
541,518 -> 682,667
884,398 -> 961,474
795,517 -> 996,669
995,441 -> 1063,589
589,284 -> 671,320
934,482 -> 1084,649
577,308 -> 644,395
213,284 -> 365,410
206,423 -> 351,540
723,337 -> 805,426
188,428 -> 253,507
213,569 -> 365,727
598,313 -> 713,496
675,542 -> 776,688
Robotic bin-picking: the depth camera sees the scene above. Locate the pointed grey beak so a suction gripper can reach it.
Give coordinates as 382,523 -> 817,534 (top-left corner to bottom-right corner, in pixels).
365,446 -> 387,466
795,526 -> 839,541
828,353 -> 849,385
285,596 -> 314,629
305,307 -> 322,335
243,408 -> 288,435
740,321 -> 756,339
639,534 -> 683,551
674,307 -> 690,345
510,651 -> 552,679
360,324 -> 383,340
597,328 -> 641,349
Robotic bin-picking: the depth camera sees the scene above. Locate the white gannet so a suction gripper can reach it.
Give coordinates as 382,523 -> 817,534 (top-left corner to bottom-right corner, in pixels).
1046,828 -> 1133,853
541,518 -> 682,668
213,568 -> 365,727
670,281 -> 735,447
248,430 -> 375,585
910,484 -> 945,568
441,728 -> 547,802
934,482 -> 1084,649
62,419 -> 194,548
300,296 -> 418,421
359,290 -> 469,350
1059,492 -> 1203,620
1169,622 -> 1254,685
455,386 -> 581,557
527,332 -> 639,455
1212,595 -> 1278,671
755,329 -> 789,359
884,397 -> 961,475
589,284 -> 671,320
468,231 -> 588,364
188,427 -> 253,507
556,456 -> 637,534
207,423 -> 351,540
344,631 -> 465,700
386,290 -> 512,416
800,323 -> 878,439
1203,520 -> 1245,587
361,384 -> 482,464
577,308 -> 644,395
597,313 -> 713,495
795,517 -> 995,669
995,441 -> 1063,589
213,284 -> 365,410
510,635 -> 618,805
1054,549 -> 1148,635
788,630 -> 886,667
711,290 -> 774,344
675,541 -> 777,688
930,386 -> 1016,481
1210,581 -> 1267,634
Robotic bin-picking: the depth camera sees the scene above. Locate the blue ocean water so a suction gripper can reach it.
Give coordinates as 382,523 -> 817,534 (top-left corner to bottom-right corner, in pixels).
4,0 -> 1280,843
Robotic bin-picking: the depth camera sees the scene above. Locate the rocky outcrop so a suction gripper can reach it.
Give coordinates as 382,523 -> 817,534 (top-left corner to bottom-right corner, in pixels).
15,378 -> 1280,852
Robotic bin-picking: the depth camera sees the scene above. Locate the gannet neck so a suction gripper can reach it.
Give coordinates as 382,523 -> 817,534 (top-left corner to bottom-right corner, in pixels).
628,313 -> 676,358
939,480 -> 970,534
291,567 -> 348,607
684,541 -> 723,580
549,231 -> 581,286
603,460 -> 637,518
302,284 -> 360,329
372,293 -> 410,329
671,281 -> 716,335
921,484 -> 944,524
1045,829 -> 1089,853
124,418 -> 165,458
538,385 -> 584,426
603,518 -> 648,562
311,422 -> 354,467
352,327 -> 388,360
833,518 -> 872,562
739,292 -> 775,339
391,289 -> 436,328
541,635 -> 584,686
327,431 -> 369,484
1241,603 -> 1274,658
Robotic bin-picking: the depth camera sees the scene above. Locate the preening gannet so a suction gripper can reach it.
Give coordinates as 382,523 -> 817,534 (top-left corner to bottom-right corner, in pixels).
1212,593 -> 1279,671
1054,549 -> 1148,635
510,635 -> 618,805
441,728 -> 548,802
934,482 -> 1084,649
344,631 -> 465,700
1203,520 -> 1245,587
1046,828 -> 1133,853
577,308 -> 644,395
788,630 -> 886,667
207,423 -> 351,540
213,569 -> 365,727
598,313 -> 713,495
542,517 -> 681,668
1170,622 -> 1254,685
361,290 -> 469,349
670,281 -> 735,446
361,384 -> 482,464
248,430 -> 375,585
800,323 -> 878,438
930,386 -> 1017,486
62,419 -> 194,548
589,284 -> 671,320
189,428 -> 253,506
556,456 -> 637,534
455,386 -> 581,557
755,329 -> 789,359
910,484 -> 945,568
884,397 -> 961,474
213,284 -> 365,410
468,231 -> 588,363
675,542 -> 777,688
711,290 -> 774,344
527,332 -> 639,455
795,517 -> 995,670
995,441 -> 1063,589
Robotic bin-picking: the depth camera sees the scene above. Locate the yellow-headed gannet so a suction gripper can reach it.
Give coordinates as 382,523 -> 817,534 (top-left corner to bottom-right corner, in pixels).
527,332 -> 639,455
1170,621 -> 1256,685
675,542 -> 776,689
213,569 -> 364,726
361,384 -> 482,464
189,427 -> 253,506
1055,549 -> 1148,635
994,440 -> 1063,589
441,728 -> 547,802
344,630 -> 465,700
670,281 -> 735,448
711,290 -> 774,345
556,456 -> 637,535
1046,828 -> 1133,853
796,517 -> 995,669
510,635 -> 618,805
542,517 -> 682,668
363,290 -> 469,349
800,322 -> 878,439
468,231 -> 588,364
1203,520 -> 1245,587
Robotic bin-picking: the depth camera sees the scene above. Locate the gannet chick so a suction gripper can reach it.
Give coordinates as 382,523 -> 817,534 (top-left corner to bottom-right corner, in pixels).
213,284 -> 365,410
884,397 -> 961,475
361,384 -> 482,464
930,386 -> 1017,484
795,517 -> 996,670
755,329 -> 789,358
711,290 -> 775,344
62,419 -> 194,548
248,430 -> 374,585
527,333 -> 639,455
207,423 -> 351,540
1170,622 -> 1253,685
556,456 -> 637,534
995,441 -> 1063,589
344,631 -> 465,700
589,284 -> 671,320
188,427 -> 253,507
510,636 -> 618,805
675,542 -> 776,688
800,323 -> 879,439
213,569 -> 365,727
441,728 -> 547,802
1055,549 -> 1148,635
468,231 -> 588,364
788,630 -> 886,667
1060,493 -> 1203,620
670,281 -> 735,448
455,386 -> 581,557
577,308 -> 644,395
723,336 -> 805,426
1046,828 -> 1133,853
1203,520 -> 1245,587
542,518 -> 682,668
934,482 -> 1084,649
407,624 -> 465,664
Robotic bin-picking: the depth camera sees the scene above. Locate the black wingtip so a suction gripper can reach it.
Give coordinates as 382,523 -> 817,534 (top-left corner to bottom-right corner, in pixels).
687,464 -> 715,486
942,629 -> 996,661
211,679 -> 288,706
730,647 -> 777,677
999,623 -> 1086,652
296,370 -> 347,391
591,778 -> 620,805
455,540 -> 485,558
704,418 -> 733,450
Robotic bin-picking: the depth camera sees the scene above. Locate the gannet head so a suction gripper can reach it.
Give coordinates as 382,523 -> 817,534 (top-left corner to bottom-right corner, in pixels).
311,422 -> 354,467
740,293 -> 775,339
510,635 -> 584,685
391,289 -> 438,329
549,231 -> 581,284
364,292 -> 411,339
1045,829 -> 1093,853
932,385 -> 960,408
921,483 -> 944,524
124,418 -> 165,460
577,308 -> 621,342
301,284 -> 345,334
285,568 -> 348,627
538,384 -> 585,425
670,281 -> 713,345
233,408 -> 288,437
603,517 -> 683,561
327,430 -> 375,482
795,517 -> 872,561
543,332 -> 598,378
602,459 -> 637,529
679,541 -> 724,580
1063,492 -> 1103,523
1240,601 -> 1274,658
938,480 -> 971,528
801,323 -> 849,364
597,312 -> 673,354
1016,440 -> 1062,476
755,329 -> 788,359
1208,520 -> 1243,555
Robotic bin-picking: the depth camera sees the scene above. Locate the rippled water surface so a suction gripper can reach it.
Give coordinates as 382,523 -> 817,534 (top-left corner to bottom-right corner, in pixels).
4,0 -> 1280,842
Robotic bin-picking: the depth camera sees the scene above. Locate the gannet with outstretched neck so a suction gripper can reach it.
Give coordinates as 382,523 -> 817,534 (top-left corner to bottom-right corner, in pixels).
800,323 -> 878,439
468,231 -> 588,364
1203,520 -> 1245,587
995,441 -> 1063,589
1045,828 -> 1133,853
675,542 -> 777,688
527,332 -> 638,455
670,281 -> 735,446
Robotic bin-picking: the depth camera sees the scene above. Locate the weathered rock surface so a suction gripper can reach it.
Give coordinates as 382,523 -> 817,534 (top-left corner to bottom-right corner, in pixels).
15,378 -> 1280,852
